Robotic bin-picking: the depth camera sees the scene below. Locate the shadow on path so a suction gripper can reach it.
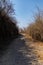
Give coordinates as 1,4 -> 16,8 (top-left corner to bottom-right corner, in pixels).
0,34 -> 38,65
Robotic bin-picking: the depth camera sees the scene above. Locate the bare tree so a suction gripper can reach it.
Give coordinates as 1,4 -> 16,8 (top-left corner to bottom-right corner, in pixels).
0,0 -> 15,16
0,0 -> 19,41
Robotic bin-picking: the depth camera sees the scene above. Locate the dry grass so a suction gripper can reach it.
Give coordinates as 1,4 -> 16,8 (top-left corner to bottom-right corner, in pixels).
24,33 -> 43,64
32,42 -> 43,64
23,10 -> 43,41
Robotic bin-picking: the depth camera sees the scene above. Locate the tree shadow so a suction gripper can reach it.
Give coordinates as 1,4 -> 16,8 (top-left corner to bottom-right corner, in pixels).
0,34 -> 38,65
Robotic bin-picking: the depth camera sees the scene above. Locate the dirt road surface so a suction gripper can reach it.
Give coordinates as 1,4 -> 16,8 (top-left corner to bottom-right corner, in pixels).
0,34 -> 43,65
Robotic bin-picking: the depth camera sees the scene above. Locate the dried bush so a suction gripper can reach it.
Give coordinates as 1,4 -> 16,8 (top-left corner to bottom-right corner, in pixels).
0,0 -> 19,40
26,10 -> 43,41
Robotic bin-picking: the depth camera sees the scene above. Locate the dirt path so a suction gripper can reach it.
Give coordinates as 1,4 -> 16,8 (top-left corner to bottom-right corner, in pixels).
0,35 -> 43,65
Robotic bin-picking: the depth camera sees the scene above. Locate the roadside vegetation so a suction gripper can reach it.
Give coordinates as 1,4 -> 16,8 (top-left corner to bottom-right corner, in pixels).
0,0 -> 43,42
0,0 -> 19,41
21,9 -> 43,41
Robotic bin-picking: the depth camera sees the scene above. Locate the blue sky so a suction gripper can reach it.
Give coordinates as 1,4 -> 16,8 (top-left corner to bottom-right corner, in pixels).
11,0 -> 43,28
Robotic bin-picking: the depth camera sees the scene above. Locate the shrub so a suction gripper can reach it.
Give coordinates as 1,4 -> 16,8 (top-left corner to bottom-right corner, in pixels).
0,0 -> 19,40
26,10 -> 43,41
